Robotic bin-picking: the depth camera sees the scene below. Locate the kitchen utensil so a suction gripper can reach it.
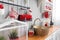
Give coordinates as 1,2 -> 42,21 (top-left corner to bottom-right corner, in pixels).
32,18 -> 49,36
50,20 -> 53,27
50,12 -> 54,27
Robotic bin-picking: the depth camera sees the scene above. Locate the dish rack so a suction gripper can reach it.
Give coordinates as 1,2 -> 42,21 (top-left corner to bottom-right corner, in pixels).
0,19 -> 28,40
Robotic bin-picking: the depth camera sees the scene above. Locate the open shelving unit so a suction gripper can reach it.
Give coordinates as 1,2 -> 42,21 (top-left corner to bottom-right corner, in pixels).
0,0 -> 30,40
0,19 -> 28,40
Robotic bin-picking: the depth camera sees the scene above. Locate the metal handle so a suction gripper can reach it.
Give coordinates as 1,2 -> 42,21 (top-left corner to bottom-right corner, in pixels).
33,18 -> 41,25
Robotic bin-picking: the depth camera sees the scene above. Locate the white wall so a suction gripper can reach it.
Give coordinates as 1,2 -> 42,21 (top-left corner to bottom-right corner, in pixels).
29,0 -> 41,24
53,0 -> 60,26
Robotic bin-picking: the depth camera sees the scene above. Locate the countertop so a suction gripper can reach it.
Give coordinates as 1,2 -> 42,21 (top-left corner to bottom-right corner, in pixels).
28,26 -> 60,40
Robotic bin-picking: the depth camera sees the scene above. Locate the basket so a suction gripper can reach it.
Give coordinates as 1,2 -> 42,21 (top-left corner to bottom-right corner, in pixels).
33,18 -> 49,36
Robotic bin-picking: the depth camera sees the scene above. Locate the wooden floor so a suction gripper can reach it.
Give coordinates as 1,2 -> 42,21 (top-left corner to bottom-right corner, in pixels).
28,26 -> 60,40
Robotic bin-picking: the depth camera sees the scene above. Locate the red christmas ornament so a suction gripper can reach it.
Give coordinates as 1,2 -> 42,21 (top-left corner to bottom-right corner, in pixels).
18,14 -> 32,21
0,4 -> 4,9
45,23 -> 48,26
25,14 -> 32,21
43,11 -> 49,18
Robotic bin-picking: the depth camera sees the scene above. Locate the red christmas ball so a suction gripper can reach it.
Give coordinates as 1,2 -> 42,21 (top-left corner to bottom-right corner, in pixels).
43,11 -> 49,18
0,4 -> 4,9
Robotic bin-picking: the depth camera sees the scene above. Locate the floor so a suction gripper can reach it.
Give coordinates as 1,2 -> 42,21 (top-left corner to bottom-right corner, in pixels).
28,26 -> 60,40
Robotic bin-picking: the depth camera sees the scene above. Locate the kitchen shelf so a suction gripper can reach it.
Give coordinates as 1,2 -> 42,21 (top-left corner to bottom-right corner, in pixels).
0,19 -> 27,28
0,0 -> 29,40
0,19 -> 28,40
0,1 -> 30,9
